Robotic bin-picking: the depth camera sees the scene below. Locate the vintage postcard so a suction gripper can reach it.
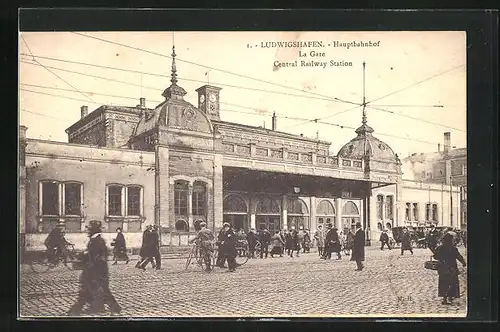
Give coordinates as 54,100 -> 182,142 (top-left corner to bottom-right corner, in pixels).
19,31 -> 467,318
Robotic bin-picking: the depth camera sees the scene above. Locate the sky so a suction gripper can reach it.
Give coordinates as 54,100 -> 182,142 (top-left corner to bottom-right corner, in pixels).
19,31 -> 467,158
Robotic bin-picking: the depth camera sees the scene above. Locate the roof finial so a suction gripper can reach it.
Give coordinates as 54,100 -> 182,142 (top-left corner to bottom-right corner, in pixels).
362,61 -> 367,126
171,45 -> 178,85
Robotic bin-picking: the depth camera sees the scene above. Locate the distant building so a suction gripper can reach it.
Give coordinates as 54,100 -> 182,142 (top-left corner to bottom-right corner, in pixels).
401,132 -> 467,229
18,47 -> 464,252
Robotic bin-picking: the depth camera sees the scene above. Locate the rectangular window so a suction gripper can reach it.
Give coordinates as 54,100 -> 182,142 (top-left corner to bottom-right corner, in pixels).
432,204 -> 438,222
175,190 -> 188,215
377,195 -> 384,220
192,191 -> 206,216
42,182 -> 58,215
412,203 -> 419,221
425,203 -> 431,221
65,183 -> 82,215
385,196 -> 394,221
405,203 -> 411,221
108,185 -> 122,216
127,186 -> 141,216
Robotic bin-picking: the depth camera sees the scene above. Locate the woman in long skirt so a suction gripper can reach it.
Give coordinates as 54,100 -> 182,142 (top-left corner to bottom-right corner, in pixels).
433,233 -> 466,305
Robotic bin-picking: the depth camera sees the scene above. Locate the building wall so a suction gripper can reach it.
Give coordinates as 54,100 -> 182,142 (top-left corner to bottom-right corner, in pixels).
24,139 -> 155,251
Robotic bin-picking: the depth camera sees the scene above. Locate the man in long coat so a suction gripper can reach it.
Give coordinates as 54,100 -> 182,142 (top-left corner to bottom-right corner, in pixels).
351,222 -> 365,271
401,227 -> 414,255
259,228 -> 272,259
314,225 -> 325,257
67,220 -> 121,316
219,222 -> 238,272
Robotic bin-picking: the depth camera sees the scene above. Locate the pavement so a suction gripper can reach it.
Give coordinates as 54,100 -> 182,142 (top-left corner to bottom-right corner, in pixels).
19,246 -> 467,318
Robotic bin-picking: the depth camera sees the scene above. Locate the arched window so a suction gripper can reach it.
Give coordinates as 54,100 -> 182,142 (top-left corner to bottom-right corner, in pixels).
343,201 -> 359,215
342,201 -> 360,230
175,220 -> 189,232
174,180 -> 188,216
223,195 -> 248,213
316,200 -> 335,215
192,181 -> 206,216
376,195 -> 384,220
287,197 -> 308,215
386,222 -> 392,230
377,222 -> 383,231
256,196 -> 280,214
316,200 -> 335,228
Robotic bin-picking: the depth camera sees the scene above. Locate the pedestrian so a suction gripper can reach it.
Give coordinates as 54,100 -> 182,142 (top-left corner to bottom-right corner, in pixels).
297,226 -> 306,254
303,228 -> 311,253
137,225 -> 158,270
285,229 -> 294,257
246,228 -> 258,258
292,228 -> 301,257
270,230 -> 285,257
111,227 -> 129,265
427,224 -> 439,254
67,220 -> 121,316
259,228 -> 272,259
433,232 -> 466,305
400,227 -> 414,256
345,227 -> 354,256
216,226 -> 228,268
351,222 -> 365,271
314,225 -> 325,257
379,229 -> 392,250
279,229 -> 286,256
219,222 -> 238,272
151,225 -> 161,270
136,225 -> 152,270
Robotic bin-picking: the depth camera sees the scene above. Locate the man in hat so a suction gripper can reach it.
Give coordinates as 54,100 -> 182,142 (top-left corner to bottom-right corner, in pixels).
379,229 -> 391,251
44,222 -> 72,263
216,223 -> 229,268
351,222 -> 365,271
219,222 -> 238,272
427,224 -> 439,254
68,220 -> 121,316
188,221 -> 215,271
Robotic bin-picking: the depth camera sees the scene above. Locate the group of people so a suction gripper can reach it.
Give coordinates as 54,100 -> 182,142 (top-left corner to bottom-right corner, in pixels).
44,216 -> 465,315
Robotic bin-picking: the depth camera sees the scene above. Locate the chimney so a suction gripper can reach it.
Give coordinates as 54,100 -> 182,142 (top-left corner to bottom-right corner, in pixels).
80,105 -> 88,119
139,97 -> 146,108
438,143 -> 441,153
19,125 -> 27,140
271,112 -> 277,131
444,132 -> 451,154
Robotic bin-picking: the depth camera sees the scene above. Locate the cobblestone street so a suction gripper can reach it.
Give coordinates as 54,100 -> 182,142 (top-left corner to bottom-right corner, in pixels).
19,246 -> 467,318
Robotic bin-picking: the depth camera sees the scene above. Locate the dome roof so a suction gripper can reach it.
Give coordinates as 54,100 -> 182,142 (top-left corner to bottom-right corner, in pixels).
338,123 -> 397,161
133,98 -> 213,136
133,45 -> 213,137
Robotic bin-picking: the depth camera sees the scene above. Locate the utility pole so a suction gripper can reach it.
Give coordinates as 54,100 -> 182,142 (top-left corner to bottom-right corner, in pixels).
450,176 -> 453,228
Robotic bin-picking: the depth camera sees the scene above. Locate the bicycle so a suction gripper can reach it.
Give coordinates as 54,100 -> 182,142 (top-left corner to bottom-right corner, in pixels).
185,241 -> 217,272
29,243 -> 78,273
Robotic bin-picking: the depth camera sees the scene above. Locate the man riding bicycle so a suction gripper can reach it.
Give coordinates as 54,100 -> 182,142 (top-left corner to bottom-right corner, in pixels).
44,222 -> 73,263
188,222 -> 215,271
